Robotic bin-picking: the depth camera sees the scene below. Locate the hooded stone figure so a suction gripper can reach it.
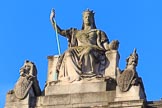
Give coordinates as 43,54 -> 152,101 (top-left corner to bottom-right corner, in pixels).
50,9 -> 119,82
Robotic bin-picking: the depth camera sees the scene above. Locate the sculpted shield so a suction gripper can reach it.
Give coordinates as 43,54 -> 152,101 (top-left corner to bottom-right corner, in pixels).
117,68 -> 135,92
14,77 -> 33,99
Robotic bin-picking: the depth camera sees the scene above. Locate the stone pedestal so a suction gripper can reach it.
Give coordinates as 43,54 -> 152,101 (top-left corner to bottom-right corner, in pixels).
105,50 -> 120,79
45,81 -> 107,95
45,78 -> 116,95
46,55 -> 60,84
39,79 -> 117,108
115,85 -> 146,101
5,89 -> 36,108
36,91 -> 116,108
109,99 -> 146,108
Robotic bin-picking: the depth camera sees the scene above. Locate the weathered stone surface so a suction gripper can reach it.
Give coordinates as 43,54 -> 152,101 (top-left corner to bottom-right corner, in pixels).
147,100 -> 162,108
36,91 -> 116,108
115,85 -> 146,101
46,55 -> 59,83
45,78 -> 116,95
45,79 -> 106,95
5,89 -> 36,108
109,99 -> 146,108
105,50 -> 119,79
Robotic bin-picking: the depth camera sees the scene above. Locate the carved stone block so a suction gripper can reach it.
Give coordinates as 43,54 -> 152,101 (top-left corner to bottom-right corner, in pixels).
105,50 -> 120,79
115,85 -> 146,101
47,55 -> 60,83
45,78 -> 115,95
36,91 -> 116,108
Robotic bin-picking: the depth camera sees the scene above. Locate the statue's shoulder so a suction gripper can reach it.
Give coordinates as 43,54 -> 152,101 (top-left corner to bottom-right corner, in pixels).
67,28 -> 78,35
94,29 -> 107,36
87,29 -> 102,33
64,28 -> 78,37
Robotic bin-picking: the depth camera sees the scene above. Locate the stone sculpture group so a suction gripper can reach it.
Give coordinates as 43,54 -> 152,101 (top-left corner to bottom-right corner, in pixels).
5,9 -> 149,108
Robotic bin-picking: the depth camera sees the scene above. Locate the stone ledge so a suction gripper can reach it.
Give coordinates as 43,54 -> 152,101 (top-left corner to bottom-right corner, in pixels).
115,85 -> 146,101
36,91 -> 116,107
109,99 -> 146,108
147,100 -> 162,107
5,93 -> 36,108
45,78 -> 116,95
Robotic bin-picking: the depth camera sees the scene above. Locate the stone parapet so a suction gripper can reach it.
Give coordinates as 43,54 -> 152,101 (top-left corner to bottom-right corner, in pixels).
109,99 -> 146,108
45,79 -> 106,95
147,100 -> 162,108
5,92 -> 36,108
45,78 -> 116,95
36,91 -> 116,108
115,85 -> 146,101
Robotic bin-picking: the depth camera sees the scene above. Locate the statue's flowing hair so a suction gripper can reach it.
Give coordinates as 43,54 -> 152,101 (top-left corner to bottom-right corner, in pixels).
81,9 -> 97,30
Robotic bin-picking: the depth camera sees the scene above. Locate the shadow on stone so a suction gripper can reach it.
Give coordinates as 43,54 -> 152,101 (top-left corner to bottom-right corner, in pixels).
105,77 -> 117,91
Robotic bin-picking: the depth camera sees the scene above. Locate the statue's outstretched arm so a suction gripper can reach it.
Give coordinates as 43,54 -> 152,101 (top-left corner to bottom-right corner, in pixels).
50,9 -> 67,37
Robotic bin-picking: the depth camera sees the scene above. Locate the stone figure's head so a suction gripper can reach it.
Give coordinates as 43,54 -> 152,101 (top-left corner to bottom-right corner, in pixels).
19,60 -> 37,77
126,49 -> 138,67
82,9 -> 96,30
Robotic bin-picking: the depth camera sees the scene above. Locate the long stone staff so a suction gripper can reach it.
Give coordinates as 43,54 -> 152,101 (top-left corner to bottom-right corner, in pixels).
50,9 -> 60,81
51,9 -> 61,55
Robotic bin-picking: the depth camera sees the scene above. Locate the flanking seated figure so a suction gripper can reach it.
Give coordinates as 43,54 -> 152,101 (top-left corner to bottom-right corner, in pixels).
50,9 -> 119,82
7,60 -> 41,100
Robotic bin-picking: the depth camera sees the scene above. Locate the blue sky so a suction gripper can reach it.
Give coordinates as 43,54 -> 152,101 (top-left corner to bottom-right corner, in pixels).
0,0 -> 162,107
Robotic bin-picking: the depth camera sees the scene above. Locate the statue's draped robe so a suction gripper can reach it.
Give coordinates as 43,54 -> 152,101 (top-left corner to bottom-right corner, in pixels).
56,28 -> 109,82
